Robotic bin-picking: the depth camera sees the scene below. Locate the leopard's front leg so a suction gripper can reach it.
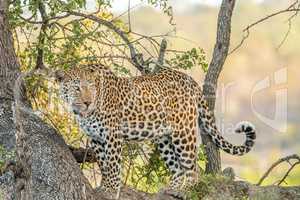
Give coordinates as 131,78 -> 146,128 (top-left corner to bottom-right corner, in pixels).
91,130 -> 122,200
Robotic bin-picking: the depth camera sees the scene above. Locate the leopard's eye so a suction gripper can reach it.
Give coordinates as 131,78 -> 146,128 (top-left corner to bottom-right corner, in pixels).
75,86 -> 80,91
71,81 -> 80,92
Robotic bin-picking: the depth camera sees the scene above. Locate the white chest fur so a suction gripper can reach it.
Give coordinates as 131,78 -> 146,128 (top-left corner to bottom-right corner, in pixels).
76,115 -> 107,141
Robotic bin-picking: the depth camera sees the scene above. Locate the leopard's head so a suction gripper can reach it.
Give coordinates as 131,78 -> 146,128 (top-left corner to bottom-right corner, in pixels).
55,66 -> 97,117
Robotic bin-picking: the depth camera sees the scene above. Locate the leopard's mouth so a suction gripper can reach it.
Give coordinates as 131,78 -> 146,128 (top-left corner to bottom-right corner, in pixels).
72,109 -> 80,115
71,103 -> 87,116
72,104 -> 94,117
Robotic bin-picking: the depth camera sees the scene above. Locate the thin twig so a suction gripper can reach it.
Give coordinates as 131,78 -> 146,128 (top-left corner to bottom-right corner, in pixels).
276,2 -> 300,50
112,2 -> 142,22
230,0 -> 300,54
128,0 -> 131,33
277,161 -> 300,186
256,154 -> 300,186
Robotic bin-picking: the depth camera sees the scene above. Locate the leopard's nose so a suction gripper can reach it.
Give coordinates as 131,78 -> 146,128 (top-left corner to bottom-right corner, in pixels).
83,101 -> 91,107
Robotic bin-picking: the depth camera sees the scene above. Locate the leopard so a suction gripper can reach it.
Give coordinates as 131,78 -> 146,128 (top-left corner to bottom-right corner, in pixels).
54,64 -> 256,199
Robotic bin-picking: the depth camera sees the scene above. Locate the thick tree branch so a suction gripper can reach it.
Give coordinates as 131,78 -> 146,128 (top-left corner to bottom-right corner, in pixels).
152,38 -> 167,73
35,2 -> 48,70
201,0 -> 235,174
157,39 -> 167,65
198,179 -> 300,200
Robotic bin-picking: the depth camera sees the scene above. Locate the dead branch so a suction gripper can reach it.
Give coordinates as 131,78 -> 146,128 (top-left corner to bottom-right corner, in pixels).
277,161 -> 300,186
277,2 -> 300,50
157,38 -> 167,65
202,0 -> 236,174
35,2 -> 48,70
257,154 -> 300,186
230,1 -> 300,54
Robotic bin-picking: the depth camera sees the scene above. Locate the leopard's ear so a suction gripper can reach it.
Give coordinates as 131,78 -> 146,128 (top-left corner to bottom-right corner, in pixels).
54,69 -> 65,82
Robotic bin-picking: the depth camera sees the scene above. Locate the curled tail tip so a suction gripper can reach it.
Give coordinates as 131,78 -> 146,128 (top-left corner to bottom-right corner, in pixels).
235,121 -> 255,134
235,121 -> 256,152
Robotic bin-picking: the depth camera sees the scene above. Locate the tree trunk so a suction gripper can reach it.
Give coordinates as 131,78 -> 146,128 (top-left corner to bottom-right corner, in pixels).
202,0 -> 235,174
0,0 -> 20,198
0,0 -> 20,151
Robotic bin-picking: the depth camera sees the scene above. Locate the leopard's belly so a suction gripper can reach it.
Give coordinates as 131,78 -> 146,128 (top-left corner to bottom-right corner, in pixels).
76,112 -> 172,142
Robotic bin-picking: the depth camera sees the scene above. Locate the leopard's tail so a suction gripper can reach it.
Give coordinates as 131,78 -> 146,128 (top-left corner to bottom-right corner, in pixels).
197,96 -> 256,156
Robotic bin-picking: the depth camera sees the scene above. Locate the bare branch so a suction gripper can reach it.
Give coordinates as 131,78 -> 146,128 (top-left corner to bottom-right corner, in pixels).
128,0 -> 132,32
18,12 -> 71,24
35,2 -> 48,70
230,1 -> 300,54
277,161 -> 300,186
277,2 -> 300,50
243,11 -> 299,33
257,154 -> 300,186
152,38 -> 167,73
157,38 -> 167,66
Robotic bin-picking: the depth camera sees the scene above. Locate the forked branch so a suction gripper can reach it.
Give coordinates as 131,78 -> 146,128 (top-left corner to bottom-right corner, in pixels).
257,154 -> 300,186
230,0 -> 300,53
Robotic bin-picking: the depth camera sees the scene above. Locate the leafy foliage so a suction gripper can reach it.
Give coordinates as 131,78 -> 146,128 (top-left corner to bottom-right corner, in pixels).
146,0 -> 174,25
168,47 -> 208,72
122,144 -> 169,192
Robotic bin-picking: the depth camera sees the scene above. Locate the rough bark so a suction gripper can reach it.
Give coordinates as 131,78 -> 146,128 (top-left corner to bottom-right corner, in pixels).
199,179 -> 300,200
202,0 -> 235,174
0,0 -> 20,151
0,0 -> 20,198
